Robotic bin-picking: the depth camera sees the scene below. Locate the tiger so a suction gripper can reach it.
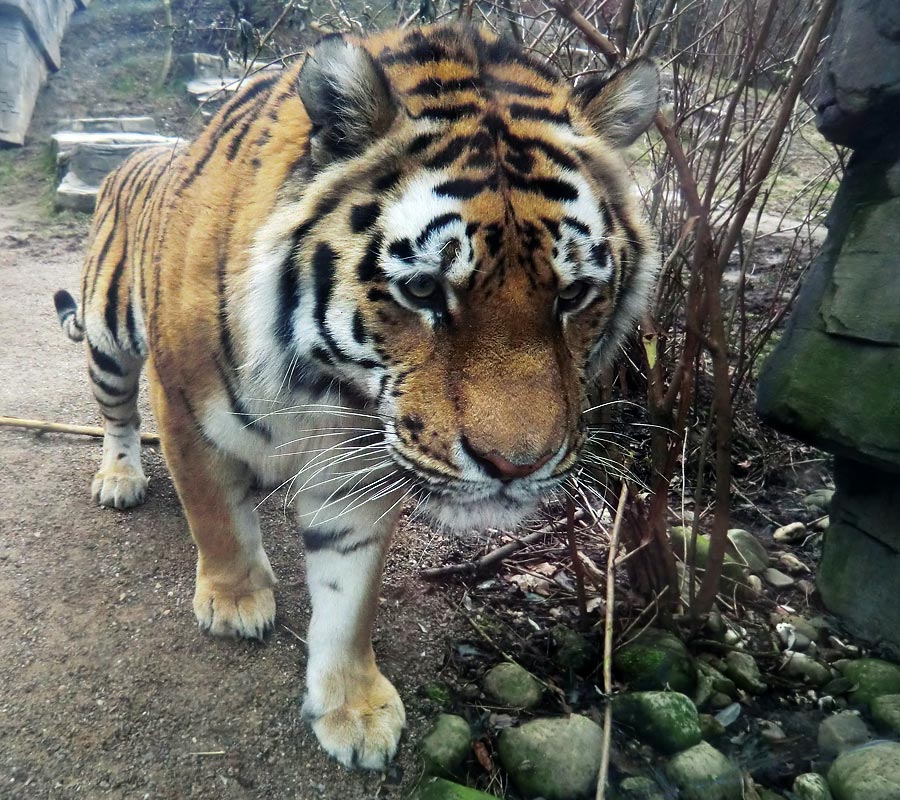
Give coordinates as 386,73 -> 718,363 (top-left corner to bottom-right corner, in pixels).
53,23 -> 659,769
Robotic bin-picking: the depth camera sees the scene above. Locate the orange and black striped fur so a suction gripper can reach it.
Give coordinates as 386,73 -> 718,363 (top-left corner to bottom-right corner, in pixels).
54,24 -> 659,769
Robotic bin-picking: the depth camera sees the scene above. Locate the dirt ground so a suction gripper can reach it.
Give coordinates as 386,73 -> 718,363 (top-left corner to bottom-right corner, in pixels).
0,201 -> 464,798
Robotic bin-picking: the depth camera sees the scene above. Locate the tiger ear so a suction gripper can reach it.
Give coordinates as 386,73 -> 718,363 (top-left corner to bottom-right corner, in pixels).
298,35 -> 398,165
572,59 -> 660,148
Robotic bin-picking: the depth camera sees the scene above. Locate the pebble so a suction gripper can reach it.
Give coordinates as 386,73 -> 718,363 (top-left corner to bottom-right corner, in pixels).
759,720 -> 787,743
817,711 -> 871,756
665,742 -> 743,800
420,714 -> 472,778
498,715 -> 603,800
778,552 -> 809,573
793,773 -> 834,800
723,651 -> 767,694
482,662 -> 543,710
782,652 -> 832,686
827,740 -> 900,800
774,522 -> 807,543
763,567 -> 795,589
803,489 -> 834,515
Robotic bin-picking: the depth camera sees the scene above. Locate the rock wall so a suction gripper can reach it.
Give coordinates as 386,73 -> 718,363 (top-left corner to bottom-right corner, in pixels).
757,0 -> 900,651
0,0 -> 90,146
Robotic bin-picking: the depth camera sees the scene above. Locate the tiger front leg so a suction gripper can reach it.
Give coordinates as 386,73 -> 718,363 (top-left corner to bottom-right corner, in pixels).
152,383 -> 276,640
298,493 -> 406,770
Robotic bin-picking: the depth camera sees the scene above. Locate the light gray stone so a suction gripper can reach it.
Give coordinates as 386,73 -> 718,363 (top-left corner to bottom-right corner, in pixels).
723,651 -> 767,694
827,741 -> 900,800
773,522 -> 807,543
420,714 -> 472,779
763,568 -> 795,589
665,742 -> 743,800
498,715 -> 603,800
793,773 -> 834,800
0,0 -> 83,145
611,691 -> 702,754
726,529 -> 769,573
870,694 -> 900,736
803,489 -> 835,515
482,662 -> 543,710
818,712 -> 871,756
782,652 -> 832,686
57,117 -> 158,135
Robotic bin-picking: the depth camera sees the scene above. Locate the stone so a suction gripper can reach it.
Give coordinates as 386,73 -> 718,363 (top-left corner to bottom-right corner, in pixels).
611,691 -> 702,754
804,490 -> 835,515
498,715 -> 603,800
616,776 -> 665,800
827,741 -> 900,800
420,714 -> 472,778
552,625 -> 592,672
758,790 -> 788,800
818,462 -> 900,651
817,712 -> 871,756
793,773 -> 834,800
699,713 -> 726,739
613,628 -> 696,694
176,52 -> 283,105
482,662 -> 543,710
773,523 -> 807,543
823,677 -> 855,696
723,651 -> 767,694
763,568 -> 795,589
776,623 -> 812,652
694,661 -> 736,709
726,529 -> 769,573
414,777 -> 497,800
665,742 -> 743,800
669,527 -> 748,590
778,553 -> 809,574
0,0 -> 83,145
709,692 -> 732,709
759,720 -> 786,743
771,613 -> 821,643
783,652 -> 832,686
837,658 -> 900,708
57,116 -> 158,135
870,694 -> 900,736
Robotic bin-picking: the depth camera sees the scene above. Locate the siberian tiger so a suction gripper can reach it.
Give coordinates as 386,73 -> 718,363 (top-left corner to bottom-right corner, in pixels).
54,23 -> 659,769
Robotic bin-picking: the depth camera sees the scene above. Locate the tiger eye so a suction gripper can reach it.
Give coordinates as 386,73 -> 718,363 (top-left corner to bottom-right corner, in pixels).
405,274 -> 440,299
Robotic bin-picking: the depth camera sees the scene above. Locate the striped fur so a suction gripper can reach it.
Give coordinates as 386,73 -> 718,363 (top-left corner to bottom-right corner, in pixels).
55,24 -> 659,769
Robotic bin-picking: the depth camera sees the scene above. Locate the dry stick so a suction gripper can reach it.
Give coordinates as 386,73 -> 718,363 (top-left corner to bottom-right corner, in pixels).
596,482 -> 629,800
419,513 -> 583,580
0,416 -> 160,444
566,497 -> 589,619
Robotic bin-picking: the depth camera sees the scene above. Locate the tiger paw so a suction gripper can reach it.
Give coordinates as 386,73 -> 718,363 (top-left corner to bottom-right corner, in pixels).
302,670 -> 406,770
91,467 -> 148,509
193,558 -> 276,640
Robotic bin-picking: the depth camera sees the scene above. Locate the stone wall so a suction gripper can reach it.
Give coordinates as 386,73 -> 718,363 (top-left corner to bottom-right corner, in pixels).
0,0 -> 90,146
757,0 -> 900,652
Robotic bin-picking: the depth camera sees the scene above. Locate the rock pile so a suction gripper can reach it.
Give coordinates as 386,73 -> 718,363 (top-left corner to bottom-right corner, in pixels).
52,117 -> 179,212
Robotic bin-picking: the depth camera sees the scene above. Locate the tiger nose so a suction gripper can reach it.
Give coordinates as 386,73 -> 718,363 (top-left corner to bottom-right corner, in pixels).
462,437 -> 554,482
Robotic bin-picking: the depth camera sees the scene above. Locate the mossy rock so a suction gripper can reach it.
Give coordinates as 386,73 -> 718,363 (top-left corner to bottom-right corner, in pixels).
669,528 -> 748,589
665,742 -> 743,800
613,628 -> 697,694
482,662 -> 543,710
838,658 -> 900,708
612,691 -> 702,754
414,777 -> 497,800
870,694 -> 900,736
420,714 -> 472,779
828,741 -> 900,800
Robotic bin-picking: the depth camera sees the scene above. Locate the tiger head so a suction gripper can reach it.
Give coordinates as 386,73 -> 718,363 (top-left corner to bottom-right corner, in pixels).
254,25 -> 659,531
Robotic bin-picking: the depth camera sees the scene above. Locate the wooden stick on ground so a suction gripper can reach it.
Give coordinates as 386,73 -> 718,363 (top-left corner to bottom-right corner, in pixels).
0,416 -> 160,445
596,482 -> 629,800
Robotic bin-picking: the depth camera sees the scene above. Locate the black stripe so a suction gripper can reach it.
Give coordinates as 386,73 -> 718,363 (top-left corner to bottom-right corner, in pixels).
563,216 -> 591,237
508,103 -> 569,125
351,310 -> 368,344
89,343 -> 124,377
302,527 -> 379,554
380,39 -> 455,65
507,133 -> 579,171
508,174 -> 578,202
424,136 -> 470,170
226,113 -> 258,161
415,212 -> 462,248
409,76 -> 478,97
349,202 -> 380,233
88,203 -> 120,302
415,103 -> 481,121
100,386 -> 139,409
489,79 -> 551,98
477,37 -> 559,82
104,247 -> 127,347
373,169 -> 402,192
591,241 -> 610,270
434,177 -> 486,199
356,234 -> 383,282
407,132 -> 438,156
89,367 -> 128,398
125,296 -> 140,353
540,217 -> 561,239
214,357 -> 272,441
387,238 -> 414,262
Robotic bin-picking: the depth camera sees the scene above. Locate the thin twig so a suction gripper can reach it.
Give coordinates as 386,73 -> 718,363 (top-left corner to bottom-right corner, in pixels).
0,416 -> 160,444
596,482 -> 628,800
